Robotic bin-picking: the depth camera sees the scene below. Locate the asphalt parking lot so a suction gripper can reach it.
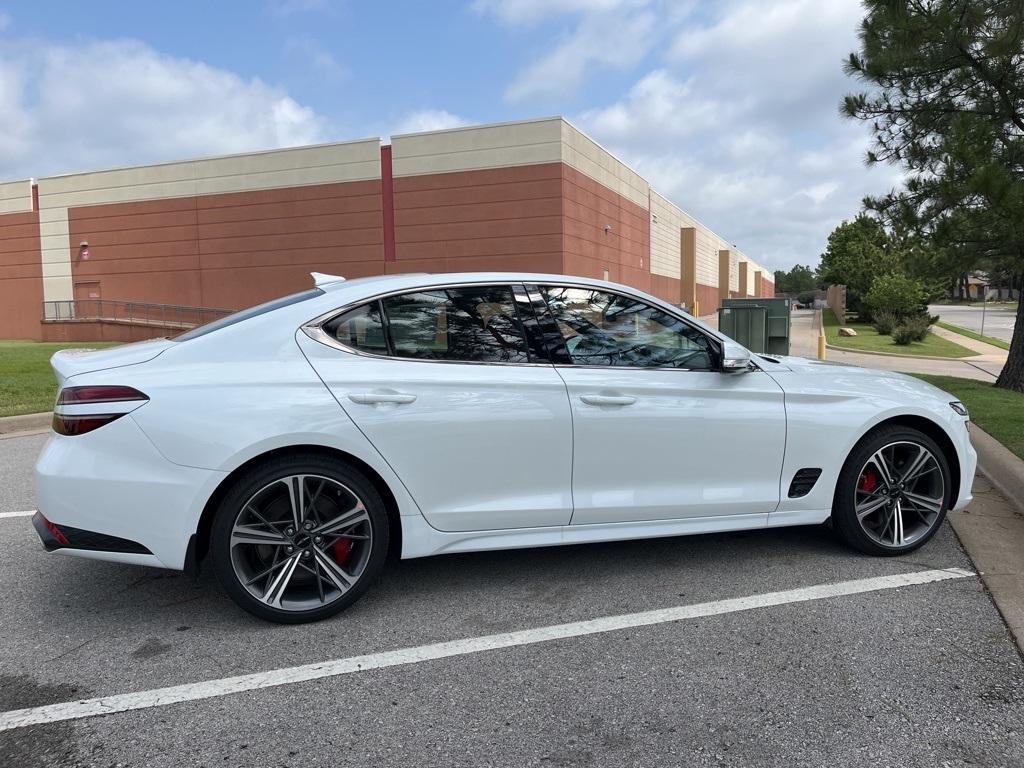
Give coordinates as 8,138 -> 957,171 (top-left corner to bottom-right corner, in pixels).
2,430 -> 1024,767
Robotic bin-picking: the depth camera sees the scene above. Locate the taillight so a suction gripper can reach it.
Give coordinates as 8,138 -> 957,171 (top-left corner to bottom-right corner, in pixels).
57,386 -> 148,405
53,385 -> 149,436
53,412 -> 129,436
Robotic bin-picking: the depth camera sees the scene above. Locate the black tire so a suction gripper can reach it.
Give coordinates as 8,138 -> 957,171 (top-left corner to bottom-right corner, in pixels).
832,425 -> 950,556
211,454 -> 390,624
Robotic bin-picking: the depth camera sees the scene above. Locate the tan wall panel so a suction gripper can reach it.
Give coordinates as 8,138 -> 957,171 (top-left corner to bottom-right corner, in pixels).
561,121 -> 649,209
649,191 -> 683,279
391,118 -> 563,178
0,180 -> 33,215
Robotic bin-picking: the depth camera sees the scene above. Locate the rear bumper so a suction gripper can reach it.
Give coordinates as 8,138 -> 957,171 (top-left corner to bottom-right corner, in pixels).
34,415 -> 226,570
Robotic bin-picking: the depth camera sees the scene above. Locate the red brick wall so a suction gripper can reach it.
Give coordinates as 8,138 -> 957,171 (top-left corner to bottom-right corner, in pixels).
696,283 -> 719,316
561,165 -> 650,292
390,163 -> 563,275
650,274 -> 681,305
0,209 -> 43,339
762,279 -> 775,298
68,180 -> 384,311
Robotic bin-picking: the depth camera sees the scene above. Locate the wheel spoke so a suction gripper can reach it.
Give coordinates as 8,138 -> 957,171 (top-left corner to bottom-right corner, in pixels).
303,478 -> 327,525
313,504 -> 368,537
903,490 -> 943,514
231,524 -> 288,547
282,476 -> 306,528
900,446 -> 931,485
312,547 -> 353,593
856,495 -> 890,521
893,499 -> 905,546
869,449 -> 895,487
261,554 -> 301,607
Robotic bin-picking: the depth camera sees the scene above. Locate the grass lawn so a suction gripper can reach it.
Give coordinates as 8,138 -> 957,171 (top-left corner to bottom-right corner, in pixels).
0,340 -> 119,417
935,321 -> 1011,351
913,374 -> 1024,461
824,309 -> 975,358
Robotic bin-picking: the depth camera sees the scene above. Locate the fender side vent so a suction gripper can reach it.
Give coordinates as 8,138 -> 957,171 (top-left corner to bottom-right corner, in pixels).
788,468 -> 822,498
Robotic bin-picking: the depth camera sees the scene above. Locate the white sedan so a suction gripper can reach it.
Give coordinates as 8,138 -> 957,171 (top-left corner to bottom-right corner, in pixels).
33,272 -> 976,623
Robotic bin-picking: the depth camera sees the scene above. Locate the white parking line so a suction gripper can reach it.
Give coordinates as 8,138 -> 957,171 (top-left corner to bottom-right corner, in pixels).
0,510 -> 35,519
0,566 -> 973,731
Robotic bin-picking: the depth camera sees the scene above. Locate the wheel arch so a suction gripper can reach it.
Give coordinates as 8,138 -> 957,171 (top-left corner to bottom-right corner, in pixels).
188,444 -> 403,573
849,414 -> 961,506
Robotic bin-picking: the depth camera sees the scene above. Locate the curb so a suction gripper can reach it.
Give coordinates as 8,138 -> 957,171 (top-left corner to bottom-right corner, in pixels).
0,412 -> 51,436
970,424 -> 1024,516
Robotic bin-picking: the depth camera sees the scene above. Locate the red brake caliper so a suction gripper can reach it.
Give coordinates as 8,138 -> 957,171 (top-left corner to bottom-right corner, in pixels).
332,538 -> 353,566
858,469 -> 878,493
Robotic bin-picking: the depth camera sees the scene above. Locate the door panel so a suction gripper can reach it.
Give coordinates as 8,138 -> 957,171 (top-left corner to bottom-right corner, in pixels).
559,367 -> 786,524
298,284 -> 573,533
534,283 -> 786,525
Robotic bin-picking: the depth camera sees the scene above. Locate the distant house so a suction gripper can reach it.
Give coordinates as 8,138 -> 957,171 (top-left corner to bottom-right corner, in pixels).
951,272 -> 1020,300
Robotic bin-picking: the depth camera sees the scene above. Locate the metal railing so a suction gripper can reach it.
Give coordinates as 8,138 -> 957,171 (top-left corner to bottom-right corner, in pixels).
42,299 -> 234,329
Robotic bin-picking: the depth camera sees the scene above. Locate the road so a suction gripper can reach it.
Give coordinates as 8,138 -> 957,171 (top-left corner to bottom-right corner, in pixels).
931,303 -> 1018,343
2,430 -> 1024,767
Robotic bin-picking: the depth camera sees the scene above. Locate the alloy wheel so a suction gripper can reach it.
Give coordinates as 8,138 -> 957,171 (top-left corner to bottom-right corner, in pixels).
229,474 -> 373,611
854,441 -> 945,548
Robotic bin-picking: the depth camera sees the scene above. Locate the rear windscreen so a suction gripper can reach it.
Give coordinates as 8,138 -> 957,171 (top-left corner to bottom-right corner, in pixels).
174,288 -> 325,342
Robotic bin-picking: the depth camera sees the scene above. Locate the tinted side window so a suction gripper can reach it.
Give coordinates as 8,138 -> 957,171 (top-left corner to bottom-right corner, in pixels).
383,286 -> 530,363
323,301 -> 389,355
542,286 -> 716,369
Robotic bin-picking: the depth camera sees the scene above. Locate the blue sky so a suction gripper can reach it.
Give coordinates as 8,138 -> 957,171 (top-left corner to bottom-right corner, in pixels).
0,0 -> 897,271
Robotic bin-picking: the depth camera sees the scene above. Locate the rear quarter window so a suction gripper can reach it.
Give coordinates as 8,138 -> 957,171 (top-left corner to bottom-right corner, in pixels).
174,288 -> 325,342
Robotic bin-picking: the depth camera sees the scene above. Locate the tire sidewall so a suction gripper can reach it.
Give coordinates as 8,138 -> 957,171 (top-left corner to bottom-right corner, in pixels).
211,455 -> 390,624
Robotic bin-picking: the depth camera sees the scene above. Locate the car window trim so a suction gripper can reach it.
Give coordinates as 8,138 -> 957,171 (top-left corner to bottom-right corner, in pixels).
302,282 -> 554,368
536,283 -> 724,372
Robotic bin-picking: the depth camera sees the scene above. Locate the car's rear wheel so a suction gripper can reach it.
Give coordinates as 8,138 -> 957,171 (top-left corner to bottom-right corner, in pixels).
832,425 -> 950,556
211,455 -> 389,623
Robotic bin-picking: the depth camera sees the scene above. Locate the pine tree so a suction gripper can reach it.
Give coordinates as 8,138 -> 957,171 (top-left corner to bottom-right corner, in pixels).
843,0 -> 1024,391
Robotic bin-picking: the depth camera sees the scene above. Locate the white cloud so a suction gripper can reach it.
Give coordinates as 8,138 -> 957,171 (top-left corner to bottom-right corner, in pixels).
472,0 -> 649,26
505,7 -> 657,102
268,0 -> 329,15
284,36 -> 348,81
0,38 -> 328,180
0,12 -> 11,32
392,109 -> 470,135
562,0 -> 891,271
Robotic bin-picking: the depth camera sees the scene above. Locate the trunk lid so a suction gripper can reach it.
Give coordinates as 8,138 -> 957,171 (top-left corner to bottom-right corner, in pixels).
50,339 -> 175,386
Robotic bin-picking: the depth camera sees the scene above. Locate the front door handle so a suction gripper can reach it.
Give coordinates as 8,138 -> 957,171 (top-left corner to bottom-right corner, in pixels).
580,394 -> 636,407
348,392 -> 417,405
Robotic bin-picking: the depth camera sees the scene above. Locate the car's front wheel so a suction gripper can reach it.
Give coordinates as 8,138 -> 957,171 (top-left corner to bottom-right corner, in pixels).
211,454 -> 389,623
832,425 -> 950,556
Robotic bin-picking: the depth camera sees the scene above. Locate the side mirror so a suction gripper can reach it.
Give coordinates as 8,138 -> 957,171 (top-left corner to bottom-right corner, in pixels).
721,340 -> 752,373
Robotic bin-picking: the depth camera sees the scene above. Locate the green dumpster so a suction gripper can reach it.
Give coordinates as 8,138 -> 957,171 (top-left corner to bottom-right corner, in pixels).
717,297 -> 791,355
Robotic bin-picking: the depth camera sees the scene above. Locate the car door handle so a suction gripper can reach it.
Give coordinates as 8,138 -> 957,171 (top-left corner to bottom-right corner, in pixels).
347,392 -> 417,405
580,394 -> 637,407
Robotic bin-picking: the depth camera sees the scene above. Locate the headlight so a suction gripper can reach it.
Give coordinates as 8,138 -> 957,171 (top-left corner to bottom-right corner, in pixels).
949,401 -> 969,418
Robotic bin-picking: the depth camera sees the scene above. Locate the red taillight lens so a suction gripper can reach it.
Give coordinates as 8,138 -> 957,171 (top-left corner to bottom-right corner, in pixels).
39,512 -> 70,546
52,412 -> 128,436
53,385 -> 148,436
57,386 -> 148,405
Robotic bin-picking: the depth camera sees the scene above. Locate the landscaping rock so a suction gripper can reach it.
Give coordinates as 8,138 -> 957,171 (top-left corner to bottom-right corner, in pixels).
838,327 -> 859,337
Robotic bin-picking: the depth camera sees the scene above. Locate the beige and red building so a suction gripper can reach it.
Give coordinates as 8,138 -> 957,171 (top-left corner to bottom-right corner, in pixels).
0,117 -> 773,342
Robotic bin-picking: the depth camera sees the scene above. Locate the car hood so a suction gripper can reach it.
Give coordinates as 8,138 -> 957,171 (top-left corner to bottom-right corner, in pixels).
757,354 -> 956,401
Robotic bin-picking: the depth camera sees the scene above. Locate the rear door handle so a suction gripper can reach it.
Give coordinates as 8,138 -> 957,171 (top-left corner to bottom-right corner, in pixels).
580,394 -> 636,407
348,392 -> 417,405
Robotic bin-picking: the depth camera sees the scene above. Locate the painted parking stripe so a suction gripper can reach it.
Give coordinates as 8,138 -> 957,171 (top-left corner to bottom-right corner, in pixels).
0,566 -> 974,731
0,510 -> 35,519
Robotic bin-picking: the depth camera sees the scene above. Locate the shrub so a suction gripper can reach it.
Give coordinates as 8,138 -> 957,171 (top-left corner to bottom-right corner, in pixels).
872,310 -> 900,335
865,272 -> 925,320
798,291 -> 817,306
892,315 -> 931,345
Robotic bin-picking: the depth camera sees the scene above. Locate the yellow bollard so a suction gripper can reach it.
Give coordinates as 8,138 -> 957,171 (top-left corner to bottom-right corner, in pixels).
818,332 -> 826,360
